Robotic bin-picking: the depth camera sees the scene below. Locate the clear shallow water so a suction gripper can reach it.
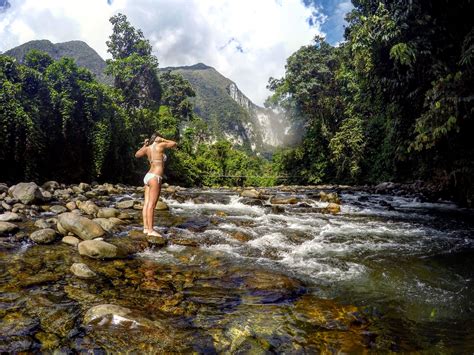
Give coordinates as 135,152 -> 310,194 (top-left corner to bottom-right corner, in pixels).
151,188 -> 474,350
1,187 -> 473,352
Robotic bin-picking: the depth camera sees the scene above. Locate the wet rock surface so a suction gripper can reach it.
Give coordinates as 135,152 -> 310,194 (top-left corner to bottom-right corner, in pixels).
57,213 -> 105,240
0,182 -> 472,352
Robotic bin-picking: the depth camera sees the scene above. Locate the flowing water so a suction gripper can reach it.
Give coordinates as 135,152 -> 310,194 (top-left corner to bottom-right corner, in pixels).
1,186 -> 473,352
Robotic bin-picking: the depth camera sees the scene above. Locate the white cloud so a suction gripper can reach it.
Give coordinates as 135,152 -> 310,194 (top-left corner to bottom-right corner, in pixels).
0,0 -> 325,105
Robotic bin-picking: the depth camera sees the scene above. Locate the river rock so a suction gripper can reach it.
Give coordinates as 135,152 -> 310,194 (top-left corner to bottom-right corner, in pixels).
41,190 -> 52,201
230,231 -> 251,242
78,240 -> 118,259
270,196 -> 298,204
117,211 -> 133,220
70,263 -> 96,278
240,197 -> 264,206
0,212 -> 21,222
79,182 -> 91,192
93,218 -> 119,232
164,186 -> 177,193
76,200 -> 99,216
83,304 -> 132,324
41,181 -> 60,192
9,182 -> 43,204
319,191 -> 341,204
1,201 -> 12,210
155,201 -> 169,211
0,221 -> 18,235
326,202 -> 341,214
49,205 -> 67,214
34,219 -> 51,229
116,200 -> 134,209
97,207 -> 119,218
65,201 -> 77,210
62,235 -> 80,247
29,228 -> 57,244
243,270 -> 304,303
57,213 -> 105,240
240,189 -> 261,198
146,233 -> 166,246
0,183 -> 8,194
176,216 -> 210,232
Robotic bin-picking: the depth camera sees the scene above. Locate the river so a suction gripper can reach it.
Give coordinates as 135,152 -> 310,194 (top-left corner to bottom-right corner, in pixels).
1,186 -> 473,352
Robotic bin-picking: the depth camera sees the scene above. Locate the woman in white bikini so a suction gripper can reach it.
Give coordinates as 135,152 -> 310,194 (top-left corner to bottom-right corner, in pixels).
135,132 -> 177,236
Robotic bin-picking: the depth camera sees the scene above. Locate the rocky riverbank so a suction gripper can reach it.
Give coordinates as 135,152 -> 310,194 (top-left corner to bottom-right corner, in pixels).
2,181 -> 375,353
1,181 -> 472,352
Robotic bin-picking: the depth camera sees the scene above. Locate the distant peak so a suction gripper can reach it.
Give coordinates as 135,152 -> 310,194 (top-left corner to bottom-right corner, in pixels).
162,63 -> 214,71
189,63 -> 212,70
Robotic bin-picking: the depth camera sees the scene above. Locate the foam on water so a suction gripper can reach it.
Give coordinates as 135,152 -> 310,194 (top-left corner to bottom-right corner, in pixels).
152,189 -> 473,284
164,195 -> 266,217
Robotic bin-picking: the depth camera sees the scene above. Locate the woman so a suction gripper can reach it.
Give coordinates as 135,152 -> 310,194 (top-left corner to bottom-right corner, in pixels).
135,132 -> 177,236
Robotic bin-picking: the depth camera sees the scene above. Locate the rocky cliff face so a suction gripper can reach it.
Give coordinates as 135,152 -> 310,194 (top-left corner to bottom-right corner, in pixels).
227,82 -> 287,149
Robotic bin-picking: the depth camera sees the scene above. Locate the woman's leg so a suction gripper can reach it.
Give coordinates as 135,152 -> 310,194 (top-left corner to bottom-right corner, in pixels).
143,185 -> 150,232
146,177 -> 161,231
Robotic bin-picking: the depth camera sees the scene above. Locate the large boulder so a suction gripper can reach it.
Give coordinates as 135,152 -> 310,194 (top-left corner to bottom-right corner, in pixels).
29,228 -> 57,244
0,221 -> 18,235
78,240 -> 118,259
8,182 -> 43,204
57,213 -> 105,240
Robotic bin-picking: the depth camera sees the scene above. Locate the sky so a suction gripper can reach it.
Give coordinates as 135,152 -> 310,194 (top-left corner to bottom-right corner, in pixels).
0,0 -> 353,106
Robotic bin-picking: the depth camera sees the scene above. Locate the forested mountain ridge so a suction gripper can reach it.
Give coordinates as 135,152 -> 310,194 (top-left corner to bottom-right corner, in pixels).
5,40 -> 287,151
4,39 -> 112,85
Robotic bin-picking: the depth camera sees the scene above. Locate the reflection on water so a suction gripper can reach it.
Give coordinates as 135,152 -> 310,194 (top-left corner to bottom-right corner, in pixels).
1,187 -> 473,352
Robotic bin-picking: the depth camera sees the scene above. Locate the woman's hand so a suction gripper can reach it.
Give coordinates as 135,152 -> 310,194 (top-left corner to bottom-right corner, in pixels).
143,138 -> 149,146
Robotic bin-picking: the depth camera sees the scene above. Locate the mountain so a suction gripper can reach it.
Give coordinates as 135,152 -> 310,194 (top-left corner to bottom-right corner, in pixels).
4,40 -> 287,150
163,63 -> 287,151
4,39 -> 112,85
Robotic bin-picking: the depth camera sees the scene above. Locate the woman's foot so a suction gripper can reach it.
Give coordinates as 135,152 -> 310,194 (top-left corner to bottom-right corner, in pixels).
143,228 -> 150,234
147,230 -> 162,237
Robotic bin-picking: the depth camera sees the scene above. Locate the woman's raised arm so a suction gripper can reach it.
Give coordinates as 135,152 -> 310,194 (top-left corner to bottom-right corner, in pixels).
135,139 -> 149,158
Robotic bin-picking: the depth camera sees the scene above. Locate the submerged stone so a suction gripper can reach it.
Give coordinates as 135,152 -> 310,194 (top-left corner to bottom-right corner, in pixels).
29,228 -> 57,244
78,240 -> 118,259
70,262 -> 97,278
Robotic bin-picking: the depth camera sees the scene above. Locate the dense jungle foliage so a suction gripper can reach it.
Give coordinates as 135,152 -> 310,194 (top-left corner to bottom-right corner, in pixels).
0,13 -> 274,187
268,0 -> 474,205
1,1 -> 473,205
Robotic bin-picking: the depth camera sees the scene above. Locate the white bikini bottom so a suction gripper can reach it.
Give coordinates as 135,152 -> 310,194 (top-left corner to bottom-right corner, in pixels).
143,173 -> 163,185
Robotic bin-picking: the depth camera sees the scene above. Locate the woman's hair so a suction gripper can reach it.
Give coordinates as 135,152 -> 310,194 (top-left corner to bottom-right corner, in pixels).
148,131 -> 162,145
